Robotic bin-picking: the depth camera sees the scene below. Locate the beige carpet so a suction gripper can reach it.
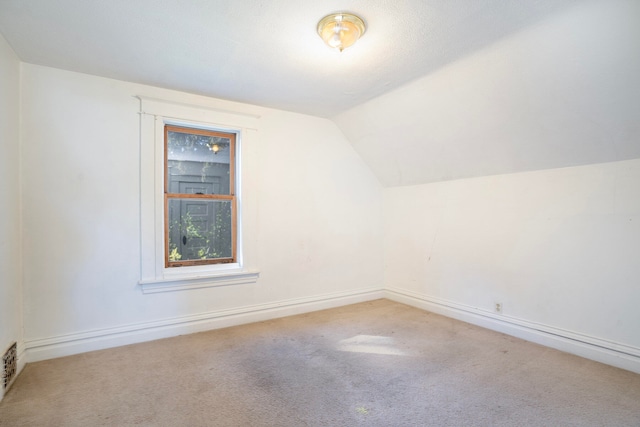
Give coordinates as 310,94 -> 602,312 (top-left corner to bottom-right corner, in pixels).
1,299 -> 639,426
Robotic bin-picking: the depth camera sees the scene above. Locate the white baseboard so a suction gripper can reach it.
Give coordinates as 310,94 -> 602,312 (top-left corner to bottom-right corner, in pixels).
21,286 -> 640,375
385,287 -> 640,374
24,288 -> 384,363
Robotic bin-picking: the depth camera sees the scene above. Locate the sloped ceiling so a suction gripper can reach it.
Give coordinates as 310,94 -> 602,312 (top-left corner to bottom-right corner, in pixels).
334,0 -> 640,186
0,0 -> 638,186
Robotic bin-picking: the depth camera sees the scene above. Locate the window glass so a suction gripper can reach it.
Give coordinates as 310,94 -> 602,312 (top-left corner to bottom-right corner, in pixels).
167,199 -> 233,262
166,130 -> 231,195
165,126 -> 236,267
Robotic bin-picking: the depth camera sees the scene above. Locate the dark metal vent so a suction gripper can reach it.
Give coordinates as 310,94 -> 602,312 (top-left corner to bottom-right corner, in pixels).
2,342 -> 17,390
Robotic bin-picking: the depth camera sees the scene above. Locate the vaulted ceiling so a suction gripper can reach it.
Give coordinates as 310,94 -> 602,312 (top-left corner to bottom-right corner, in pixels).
1,0 -> 639,186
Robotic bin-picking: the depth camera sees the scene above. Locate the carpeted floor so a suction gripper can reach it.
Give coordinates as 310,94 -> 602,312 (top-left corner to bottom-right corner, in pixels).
1,299 -> 639,426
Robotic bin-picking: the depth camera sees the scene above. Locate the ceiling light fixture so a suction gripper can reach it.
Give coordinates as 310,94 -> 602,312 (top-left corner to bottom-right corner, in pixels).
317,12 -> 366,52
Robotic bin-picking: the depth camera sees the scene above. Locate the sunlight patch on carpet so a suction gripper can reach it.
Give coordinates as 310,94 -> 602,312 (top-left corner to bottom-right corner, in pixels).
337,335 -> 406,356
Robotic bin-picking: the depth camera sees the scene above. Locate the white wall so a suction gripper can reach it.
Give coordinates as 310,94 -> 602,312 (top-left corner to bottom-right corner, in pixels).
9,0 -> 639,376
20,64 -> 383,360
384,159 -> 640,372
0,33 -> 23,399
329,0 -> 640,373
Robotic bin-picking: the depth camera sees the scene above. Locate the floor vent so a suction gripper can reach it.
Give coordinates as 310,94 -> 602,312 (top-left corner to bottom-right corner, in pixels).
2,342 -> 17,390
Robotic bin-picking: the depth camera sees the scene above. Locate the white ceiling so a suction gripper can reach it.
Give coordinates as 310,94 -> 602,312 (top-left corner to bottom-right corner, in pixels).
1,1 -> 638,186
0,0 -> 581,118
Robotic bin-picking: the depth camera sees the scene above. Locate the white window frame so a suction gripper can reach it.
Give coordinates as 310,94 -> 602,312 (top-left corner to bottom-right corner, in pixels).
137,96 -> 259,293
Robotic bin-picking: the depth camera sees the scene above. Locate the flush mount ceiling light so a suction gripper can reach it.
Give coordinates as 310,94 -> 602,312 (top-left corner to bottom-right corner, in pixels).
317,12 -> 366,52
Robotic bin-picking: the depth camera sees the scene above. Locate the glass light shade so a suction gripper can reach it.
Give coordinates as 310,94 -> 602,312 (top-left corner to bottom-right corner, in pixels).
317,13 -> 366,52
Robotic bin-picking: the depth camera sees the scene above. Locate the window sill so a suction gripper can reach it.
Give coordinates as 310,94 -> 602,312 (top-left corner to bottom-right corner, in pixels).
139,270 -> 260,294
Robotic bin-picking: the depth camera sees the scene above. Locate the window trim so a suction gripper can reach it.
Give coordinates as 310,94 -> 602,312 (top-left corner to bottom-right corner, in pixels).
163,125 -> 238,268
137,95 -> 260,293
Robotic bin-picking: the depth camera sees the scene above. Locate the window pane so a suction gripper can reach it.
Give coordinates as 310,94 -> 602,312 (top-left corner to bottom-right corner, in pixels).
167,199 -> 233,262
167,130 -> 231,195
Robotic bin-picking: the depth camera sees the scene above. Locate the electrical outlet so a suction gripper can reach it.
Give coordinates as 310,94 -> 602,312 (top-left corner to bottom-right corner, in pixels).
495,302 -> 503,313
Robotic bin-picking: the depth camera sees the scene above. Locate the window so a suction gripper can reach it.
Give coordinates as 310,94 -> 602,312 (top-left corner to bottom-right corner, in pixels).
137,96 -> 259,293
164,125 -> 237,267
